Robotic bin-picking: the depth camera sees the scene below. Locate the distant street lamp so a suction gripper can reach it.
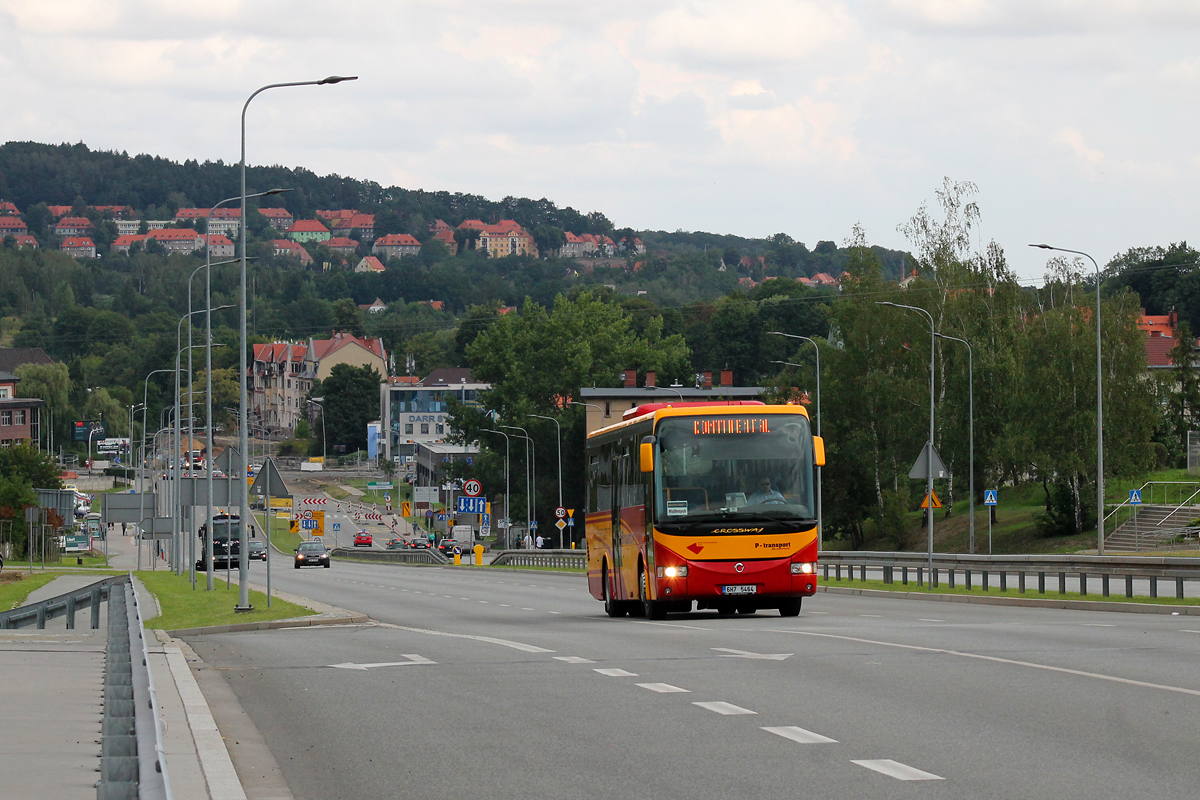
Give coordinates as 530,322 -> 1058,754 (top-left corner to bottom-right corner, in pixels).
238,74 -> 357,611
483,428 -> 511,546
768,330 -> 823,550
502,425 -> 534,539
877,301 -> 937,583
527,414 -> 563,547
1030,243 -> 1105,554
935,332 -> 975,553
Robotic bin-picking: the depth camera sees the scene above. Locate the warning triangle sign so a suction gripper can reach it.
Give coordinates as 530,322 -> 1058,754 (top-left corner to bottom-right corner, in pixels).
249,458 -> 291,499
908,442 -> 949,481
920,490 -> 943,509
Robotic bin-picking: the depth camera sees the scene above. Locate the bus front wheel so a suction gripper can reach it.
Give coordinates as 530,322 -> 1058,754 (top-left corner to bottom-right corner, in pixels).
639,567 -> 665,620
779,598 -> 802,617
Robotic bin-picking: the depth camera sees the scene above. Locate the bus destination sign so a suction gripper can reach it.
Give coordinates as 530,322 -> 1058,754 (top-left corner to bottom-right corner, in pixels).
693,418 -> 772,435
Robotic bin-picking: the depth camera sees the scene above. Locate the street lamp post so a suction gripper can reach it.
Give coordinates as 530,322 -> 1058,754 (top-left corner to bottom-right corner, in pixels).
239,75 -> 357,611
527,414 -> 563,547
140,369 -> 173,571
934,332 -> 975,553
502,425 -> 534,543
483,428 -> 511,547
1030,244 -> 1105,554
768,330 -> 823,550
877,301 -> 937,583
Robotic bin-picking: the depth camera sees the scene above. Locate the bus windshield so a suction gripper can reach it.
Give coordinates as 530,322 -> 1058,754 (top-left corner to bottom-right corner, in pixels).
654,414 -> 815,525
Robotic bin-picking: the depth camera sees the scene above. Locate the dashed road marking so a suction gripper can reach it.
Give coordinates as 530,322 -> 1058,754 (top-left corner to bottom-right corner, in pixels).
637,683 -> 689,693
762,726 -> 837,744
860,614 -> 882,618
554,656 -> 594,664
918,619 -> 944,622
1083,623 -> 1114,627
694,701 -> 756,715
852,759 -> 943,781
595,668 -> 638,677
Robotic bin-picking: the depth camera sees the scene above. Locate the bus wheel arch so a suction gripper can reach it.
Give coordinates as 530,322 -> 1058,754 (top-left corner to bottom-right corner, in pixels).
602,560 -> 625,618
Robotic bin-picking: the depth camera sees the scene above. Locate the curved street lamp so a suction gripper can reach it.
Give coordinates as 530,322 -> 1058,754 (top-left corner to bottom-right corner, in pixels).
877,301 -> 937,583
1030,243 -> 1104,554
935,332 -> 975,553
768,330 -> 823,550
238,75 -> 357,611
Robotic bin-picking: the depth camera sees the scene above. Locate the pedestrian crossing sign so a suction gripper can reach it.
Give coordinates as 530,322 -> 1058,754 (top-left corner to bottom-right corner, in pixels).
1130,489 -> 1142,505
984,490 -> 997,506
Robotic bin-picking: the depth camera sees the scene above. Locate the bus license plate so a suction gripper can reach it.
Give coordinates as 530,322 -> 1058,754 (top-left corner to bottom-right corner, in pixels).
723,584 -> 757,595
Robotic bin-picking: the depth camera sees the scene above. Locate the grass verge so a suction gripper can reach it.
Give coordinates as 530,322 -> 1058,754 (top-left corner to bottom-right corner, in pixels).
136,570 -> 315,630
0,571 -> 70,610
824,576 -> 1200,606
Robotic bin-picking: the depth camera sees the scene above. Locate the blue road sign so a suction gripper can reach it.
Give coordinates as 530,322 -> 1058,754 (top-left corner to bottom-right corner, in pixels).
482,512 -> 491,527
530,520 -> 538,529
457,496 -> 486,515
436,512 -> 449,521
983,490 -> 997,506
1130,489 -> 1142,505
567,516 -> 575,526
425,509 -> 434,518
452,546 -> 462,555
333,523 -> 341,531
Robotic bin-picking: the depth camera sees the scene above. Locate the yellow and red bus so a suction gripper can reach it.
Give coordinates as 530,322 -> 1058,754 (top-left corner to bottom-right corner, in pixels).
586,401 -> 825,619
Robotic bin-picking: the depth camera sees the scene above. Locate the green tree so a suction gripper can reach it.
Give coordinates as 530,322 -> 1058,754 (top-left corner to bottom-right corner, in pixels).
314,364 -> 382,454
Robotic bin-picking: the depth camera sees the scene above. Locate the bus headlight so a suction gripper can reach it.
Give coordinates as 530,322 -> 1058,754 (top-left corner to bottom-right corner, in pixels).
658,565 -> 688,578
791,562 -> 815,574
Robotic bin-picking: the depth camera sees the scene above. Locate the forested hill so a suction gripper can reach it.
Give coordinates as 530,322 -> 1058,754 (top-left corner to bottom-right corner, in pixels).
0,141 -> 910,280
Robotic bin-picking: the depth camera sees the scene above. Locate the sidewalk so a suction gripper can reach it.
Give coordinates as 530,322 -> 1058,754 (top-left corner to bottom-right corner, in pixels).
1,533 -> 365,799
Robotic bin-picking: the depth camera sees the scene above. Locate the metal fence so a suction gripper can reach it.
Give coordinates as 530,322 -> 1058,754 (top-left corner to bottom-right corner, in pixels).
331,547 -> 447,565
0,573 -> 122,629
491,549 -> 586,569
817,551 -> 1200,600
1190,431 -> 1200,477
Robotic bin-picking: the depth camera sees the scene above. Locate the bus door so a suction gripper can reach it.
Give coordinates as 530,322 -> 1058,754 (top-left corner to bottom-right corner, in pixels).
614,443 -> 647,600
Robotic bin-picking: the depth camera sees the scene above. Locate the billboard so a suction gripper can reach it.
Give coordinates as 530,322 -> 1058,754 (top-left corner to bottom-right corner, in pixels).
73,420 -> 106,442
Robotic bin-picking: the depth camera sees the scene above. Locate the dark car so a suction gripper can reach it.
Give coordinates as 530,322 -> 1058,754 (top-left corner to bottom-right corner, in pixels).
354,530 -> 373,547
247,540 -> 266,561
409,538 -> 431,549
386,538 -> 408,550
437,538 -> 470,556
294,541 -> 330,568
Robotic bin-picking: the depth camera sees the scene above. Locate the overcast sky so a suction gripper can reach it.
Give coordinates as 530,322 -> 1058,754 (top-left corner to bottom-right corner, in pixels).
2,0 -> 1197,283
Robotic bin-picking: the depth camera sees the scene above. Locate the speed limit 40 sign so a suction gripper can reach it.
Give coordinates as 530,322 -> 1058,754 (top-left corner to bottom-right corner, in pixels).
463,479 -> 482,497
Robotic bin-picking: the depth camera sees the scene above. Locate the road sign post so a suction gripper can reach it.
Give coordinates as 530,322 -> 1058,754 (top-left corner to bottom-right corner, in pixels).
984,490 -> 997,554
1131,489 -> 1142,549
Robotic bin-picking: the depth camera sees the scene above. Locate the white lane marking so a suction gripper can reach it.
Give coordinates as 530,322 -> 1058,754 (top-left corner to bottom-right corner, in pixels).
479,601 -> 489,604
694,701 -> 756,715
1083,623 -> 1114,627
712,647 -> 792,661
762,726 -> 837,744
595,668 -> 638,677
771,629 -> 1200,697
554,656 -> 594,664
1181,630 -> 1200,634
500,604 -> 512,607
460,597 -> 470,600
328,654 -> 435,670
808,611 -> 829,615
852,759 -> 943,781
521,607 -> 535,611
860,614 -> 882,618
919,619 -> 944,622
374,622 -> 554,653
638,683 -> 690,693
548,611 -> 561,615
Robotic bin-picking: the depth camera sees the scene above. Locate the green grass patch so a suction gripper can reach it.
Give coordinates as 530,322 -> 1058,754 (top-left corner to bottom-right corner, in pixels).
255,512 -> 303,554
824,575 -> 1200,605
324,485 -> 350,500
0,572 -> 67,611
135,570 -> 315,630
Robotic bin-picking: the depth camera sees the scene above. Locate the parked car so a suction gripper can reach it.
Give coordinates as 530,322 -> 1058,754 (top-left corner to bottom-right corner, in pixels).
294,541 -> 330,568
247,540 -> 266,561
354,531 -> 373,547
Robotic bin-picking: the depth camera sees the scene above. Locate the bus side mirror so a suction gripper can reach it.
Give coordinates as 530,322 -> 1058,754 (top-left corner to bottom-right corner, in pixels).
639,435 -> 656,473
813,436 -> 826,467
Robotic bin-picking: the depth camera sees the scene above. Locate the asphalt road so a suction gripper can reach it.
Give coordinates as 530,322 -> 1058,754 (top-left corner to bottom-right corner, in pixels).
185,560 -> 1200,800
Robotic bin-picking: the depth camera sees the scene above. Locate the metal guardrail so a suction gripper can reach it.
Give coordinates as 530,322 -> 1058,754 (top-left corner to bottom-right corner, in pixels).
331,547 -> 448,565
818,551 -> 1200,600
98,575 -> 172,800
0,574 -> 123,629
491,549 -> 586,569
